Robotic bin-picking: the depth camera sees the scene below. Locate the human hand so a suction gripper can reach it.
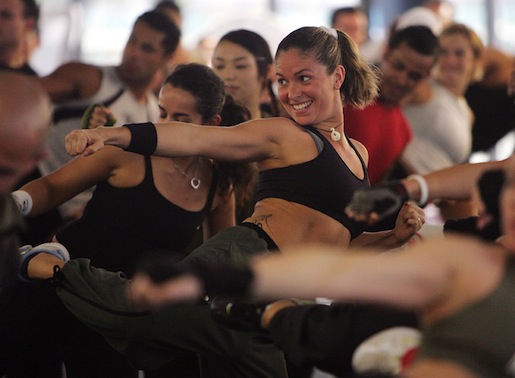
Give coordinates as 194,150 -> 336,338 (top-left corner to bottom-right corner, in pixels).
132,257 -> 257,310
130,272 -> 204,309
65,128 -> 108,156
393,202 -> 425,244
81,104 -> 116,129
129,253 -> 204,308
345,181 -> 409,224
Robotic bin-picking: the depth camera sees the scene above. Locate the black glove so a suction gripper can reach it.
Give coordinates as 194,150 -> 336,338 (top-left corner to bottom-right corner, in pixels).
347,181 -> 409,222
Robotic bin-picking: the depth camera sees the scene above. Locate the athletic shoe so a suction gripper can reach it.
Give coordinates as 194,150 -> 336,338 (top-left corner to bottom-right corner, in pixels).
352,326 -> 421,375
18,242 -> 70,281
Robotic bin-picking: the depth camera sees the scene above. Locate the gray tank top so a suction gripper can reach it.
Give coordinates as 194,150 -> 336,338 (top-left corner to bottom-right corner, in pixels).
419,254 -> 515,377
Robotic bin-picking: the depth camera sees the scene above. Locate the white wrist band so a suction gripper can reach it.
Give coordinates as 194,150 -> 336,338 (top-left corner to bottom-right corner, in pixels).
407,174 -> 428,207
11,190 -> 33,216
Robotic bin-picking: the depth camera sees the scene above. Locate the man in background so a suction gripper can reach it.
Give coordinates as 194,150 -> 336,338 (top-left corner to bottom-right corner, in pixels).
20,10 -> 180,245
0,0 -> 39,75
345,26 -> 439,185
0,71 -> 63,377
330,6 -> 382,64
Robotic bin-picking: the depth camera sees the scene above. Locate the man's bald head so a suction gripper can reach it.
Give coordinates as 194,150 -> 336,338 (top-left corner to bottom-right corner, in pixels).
0,72 -> 51,193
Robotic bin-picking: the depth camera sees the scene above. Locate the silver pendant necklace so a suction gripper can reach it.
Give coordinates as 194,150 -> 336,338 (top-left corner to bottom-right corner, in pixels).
173,158 -> 201,189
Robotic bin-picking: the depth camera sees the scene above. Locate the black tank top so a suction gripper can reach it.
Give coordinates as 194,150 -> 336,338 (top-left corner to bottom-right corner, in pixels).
257,126 -> 369,239
57,155 -> 218,276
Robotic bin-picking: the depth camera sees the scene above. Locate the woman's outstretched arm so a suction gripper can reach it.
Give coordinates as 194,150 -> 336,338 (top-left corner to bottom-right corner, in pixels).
65,118 -> 293,164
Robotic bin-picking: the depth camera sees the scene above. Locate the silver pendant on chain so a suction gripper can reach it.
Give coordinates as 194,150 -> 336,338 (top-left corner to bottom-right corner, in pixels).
190,178 -> 201,190
173,158 -> 201,190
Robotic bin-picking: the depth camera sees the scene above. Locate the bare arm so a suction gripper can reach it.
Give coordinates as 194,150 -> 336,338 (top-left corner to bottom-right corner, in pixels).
17,147 -> 117,216
37,62 -> 102,103
152,120 -> 278,162
346,157 -> 512,223
129,235 -> 463,311
66,118 -> 294,164
351,202 -> 424,249
404,158 -> 510,203
251,237 -> 469,310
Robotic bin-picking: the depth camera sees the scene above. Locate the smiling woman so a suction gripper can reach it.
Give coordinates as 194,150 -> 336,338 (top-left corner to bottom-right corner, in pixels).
66,26 -> 390,256
65,25 -> 427,265
12,26 -> 431,378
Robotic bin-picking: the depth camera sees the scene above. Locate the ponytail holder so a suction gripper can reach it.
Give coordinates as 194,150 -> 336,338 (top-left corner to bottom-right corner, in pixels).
320,26 -> 338,39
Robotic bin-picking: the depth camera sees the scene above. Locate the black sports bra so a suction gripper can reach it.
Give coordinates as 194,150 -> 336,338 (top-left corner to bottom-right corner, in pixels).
257,126 -> 369,239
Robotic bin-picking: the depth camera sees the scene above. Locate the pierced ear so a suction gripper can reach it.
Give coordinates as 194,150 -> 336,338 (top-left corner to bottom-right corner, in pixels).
334,65 -> 346,89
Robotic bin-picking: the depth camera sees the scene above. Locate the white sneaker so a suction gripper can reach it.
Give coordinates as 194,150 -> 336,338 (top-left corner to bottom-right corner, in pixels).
352,326 -> 421,375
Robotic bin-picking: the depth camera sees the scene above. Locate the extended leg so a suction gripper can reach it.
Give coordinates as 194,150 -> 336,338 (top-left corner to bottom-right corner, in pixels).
26,252 -> 287,377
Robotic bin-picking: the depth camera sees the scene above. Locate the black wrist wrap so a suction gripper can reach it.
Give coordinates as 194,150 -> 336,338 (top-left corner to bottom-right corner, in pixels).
123,122 -> 157,155
348,180 -> 409,221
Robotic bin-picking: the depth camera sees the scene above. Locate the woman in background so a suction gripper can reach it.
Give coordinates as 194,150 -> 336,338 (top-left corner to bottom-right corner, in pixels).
211,29 -> 281,221
14,63 -> 255,276
212,29 -> 281,119
10,63 -> 256,377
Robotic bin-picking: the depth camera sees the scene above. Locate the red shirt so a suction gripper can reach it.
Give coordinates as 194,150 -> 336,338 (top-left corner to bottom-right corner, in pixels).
345,101 -> 412,184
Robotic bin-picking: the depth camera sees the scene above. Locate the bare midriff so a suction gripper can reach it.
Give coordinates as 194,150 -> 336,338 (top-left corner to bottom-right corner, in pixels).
244,198 -> 352,251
